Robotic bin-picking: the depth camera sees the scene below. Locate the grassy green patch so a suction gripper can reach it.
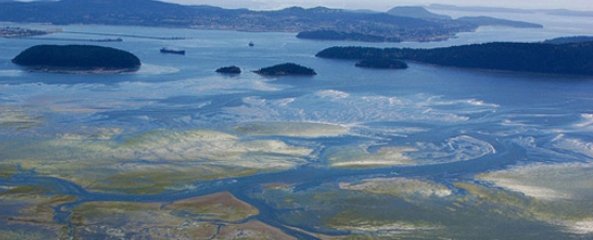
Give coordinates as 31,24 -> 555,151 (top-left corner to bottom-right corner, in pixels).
0,164 -> 17,179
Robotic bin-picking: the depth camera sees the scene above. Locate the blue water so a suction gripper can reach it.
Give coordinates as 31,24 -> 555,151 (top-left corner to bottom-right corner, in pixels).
2,14 -> 593,239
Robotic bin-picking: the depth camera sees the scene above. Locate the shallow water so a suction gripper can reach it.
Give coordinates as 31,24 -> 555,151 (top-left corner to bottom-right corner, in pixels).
1,14 -> 593,239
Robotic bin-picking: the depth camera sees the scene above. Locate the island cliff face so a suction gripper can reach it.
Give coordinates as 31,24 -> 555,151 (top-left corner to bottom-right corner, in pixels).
12,45 -> 141,73
316,42 -> 593,76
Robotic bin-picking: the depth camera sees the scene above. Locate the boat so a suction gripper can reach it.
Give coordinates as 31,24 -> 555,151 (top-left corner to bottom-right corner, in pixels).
248,42 -> 255,47
160,47 -> 185,55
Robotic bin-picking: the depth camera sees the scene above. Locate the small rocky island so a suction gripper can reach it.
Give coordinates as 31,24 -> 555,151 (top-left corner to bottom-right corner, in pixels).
355,59 -> 408,70
12,45 -> 141,73
254,63 -> 317,76
216,66 -> 242,74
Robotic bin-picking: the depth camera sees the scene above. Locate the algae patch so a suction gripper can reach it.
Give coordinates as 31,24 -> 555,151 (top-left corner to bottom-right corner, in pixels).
325,135 -> 493,169
410,135 -> 495,164
0,185 -> 75,239
0,107 -> 41,130
251,176 -> 583,239
72,200 -> 218,240
340,177 -> 452,198
456,181 -> 593,235
478,162 -> 593,201
71,192 -> 290,239
235,121 -> 349,138
165,192 -> 259,222
0,185 -> 76,224
326,146 -> 417,168
2,129 -> 314,194
473,162 -> 593,234
217,220 -> 297,240
0,165 -> 17,179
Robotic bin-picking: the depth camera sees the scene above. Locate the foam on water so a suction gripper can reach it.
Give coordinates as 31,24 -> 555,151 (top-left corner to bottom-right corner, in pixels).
479,162 -> 593,201
0,74 -> 285,124
351,125 -> 429,139
234,121 -> 350,138
552,135 -> 593,159
511,136 -> 537,148
566,220 -> 593,234
223,92 -> 499,125
0,70 -> 22,77
424,96 -> 500,109
573,113 -> 593,130
331,222 -> 441,237
136,63 -> 180,75
410,135 -> 496,164
188,76 -> 283,93
324,135 -> 494,168
340,177 -> 453,198
314,90 -> 350,99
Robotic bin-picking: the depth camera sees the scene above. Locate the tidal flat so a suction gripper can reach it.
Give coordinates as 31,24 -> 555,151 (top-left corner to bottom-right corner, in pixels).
247,173 -> 593,239
0,129 -> 314,194
2,21 -> 593,239
71,192 -> 292,239
0,185 -> 75,239
234,121 -> 350,138
0,164 -> 16,179
0,187 -> 293,239
325,146 -> 417,168
478,162 -> 593,201
339,177 -> 453,198
0,106 -> 41,130
475,162 -> 593,234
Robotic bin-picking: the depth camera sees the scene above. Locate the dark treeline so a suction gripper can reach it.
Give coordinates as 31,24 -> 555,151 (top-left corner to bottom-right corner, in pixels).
297,30 -> 402,42
355,59 -> 409,69
12,45 -> 141,71
316,42 -> 593,75
543,36 -> 593,45
254,63 -> 317,76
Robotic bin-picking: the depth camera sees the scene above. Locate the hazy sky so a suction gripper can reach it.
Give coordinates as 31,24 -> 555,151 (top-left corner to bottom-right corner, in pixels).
162,0 -> 593,11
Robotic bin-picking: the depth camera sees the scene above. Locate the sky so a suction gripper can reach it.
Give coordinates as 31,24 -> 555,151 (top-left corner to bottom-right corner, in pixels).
161,0 -> 593,11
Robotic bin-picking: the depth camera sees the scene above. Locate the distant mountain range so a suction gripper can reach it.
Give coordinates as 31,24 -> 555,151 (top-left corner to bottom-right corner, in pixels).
388,6 -> 542,28
0,0 -> 542,43
429,4 -> 593,17
388,6 -> 452,20
454,16 -> 542,28
428,4 -> 536,14
543,36 -> 593,45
